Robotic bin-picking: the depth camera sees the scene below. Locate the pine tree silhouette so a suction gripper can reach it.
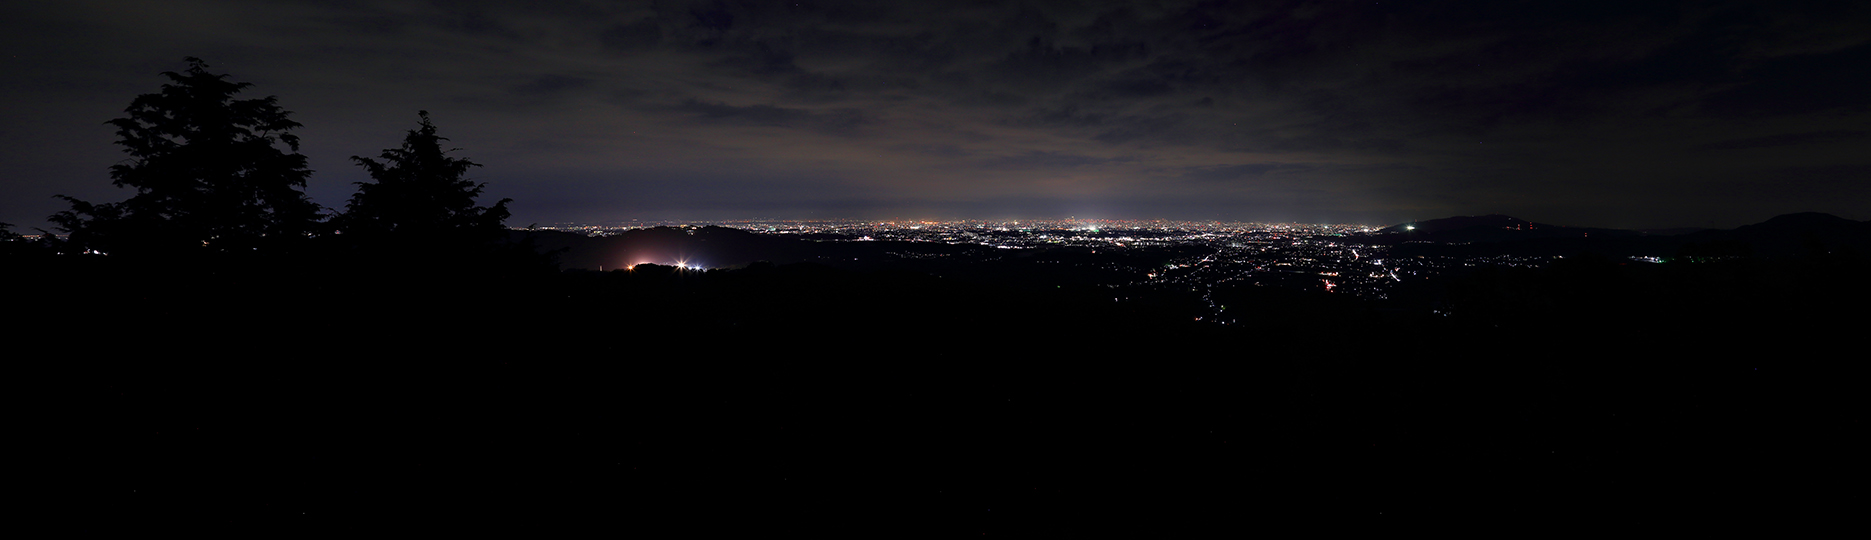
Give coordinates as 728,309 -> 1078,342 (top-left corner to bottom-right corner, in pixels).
51,57 -> 319,257
339,111 -> 511,247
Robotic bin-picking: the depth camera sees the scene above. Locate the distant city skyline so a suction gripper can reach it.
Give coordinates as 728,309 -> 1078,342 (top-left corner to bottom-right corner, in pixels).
4,1 -> 1867,232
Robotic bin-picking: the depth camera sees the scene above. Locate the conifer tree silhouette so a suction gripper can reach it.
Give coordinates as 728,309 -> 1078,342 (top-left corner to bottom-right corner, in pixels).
339,111 -> 511,247
51,57 -> 319,257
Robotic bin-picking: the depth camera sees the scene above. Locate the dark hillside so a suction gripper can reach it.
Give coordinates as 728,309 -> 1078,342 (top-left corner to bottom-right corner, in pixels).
8,217 -> 1838,532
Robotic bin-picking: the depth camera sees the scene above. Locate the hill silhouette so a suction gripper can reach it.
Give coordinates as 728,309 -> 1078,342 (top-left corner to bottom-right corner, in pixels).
1676,211 -> 1871,259
519,225 -> 998,270
14,214 -> 1836,531
1371,214 -> 1640,244
1375,214 -> 1540,234
1362,212 -> 1870,259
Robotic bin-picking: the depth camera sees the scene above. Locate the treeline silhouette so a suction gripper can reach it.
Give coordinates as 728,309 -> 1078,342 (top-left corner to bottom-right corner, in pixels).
6,59 -> 1828,533
31,59 -> 542,273
13,59 -> 552,357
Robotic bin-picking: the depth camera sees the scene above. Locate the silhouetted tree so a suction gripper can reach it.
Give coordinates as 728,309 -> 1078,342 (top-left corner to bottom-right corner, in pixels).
0,222 -> 25,258
50,57 -> 320,257
338,111 -> 511,246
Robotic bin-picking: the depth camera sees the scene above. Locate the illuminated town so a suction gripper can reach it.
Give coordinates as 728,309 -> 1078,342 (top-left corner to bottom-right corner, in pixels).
530,218 -> 1563,324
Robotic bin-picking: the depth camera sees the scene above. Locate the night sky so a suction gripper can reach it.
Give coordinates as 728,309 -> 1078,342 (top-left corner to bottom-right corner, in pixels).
3,0 -> 1867,231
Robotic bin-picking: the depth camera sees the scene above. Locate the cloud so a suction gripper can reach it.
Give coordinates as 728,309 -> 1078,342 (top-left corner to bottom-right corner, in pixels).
512,74 -> 594,96
1696,130 -> 1870,152
600,17 -> 662,52
676,99 -> 869,135
1175,163 -> 1320,183
888,144 -> 972,159
984,151 -> 1131,170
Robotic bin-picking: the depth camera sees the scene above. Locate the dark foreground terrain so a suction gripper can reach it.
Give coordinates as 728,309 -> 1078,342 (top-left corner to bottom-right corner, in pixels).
8,230 -> 1846,534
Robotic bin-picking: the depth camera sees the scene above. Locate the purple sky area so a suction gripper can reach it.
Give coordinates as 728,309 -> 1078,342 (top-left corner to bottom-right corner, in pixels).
3,0 -> 1867,231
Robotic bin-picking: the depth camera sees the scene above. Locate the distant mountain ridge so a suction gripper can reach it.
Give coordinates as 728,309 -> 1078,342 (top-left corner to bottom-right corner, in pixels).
514,225 -> 990,271
1371,214 -> 1639,244
1363,212 -> 1871,258
1677,212 -> 1871,258
1375,214 -> 1542,235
